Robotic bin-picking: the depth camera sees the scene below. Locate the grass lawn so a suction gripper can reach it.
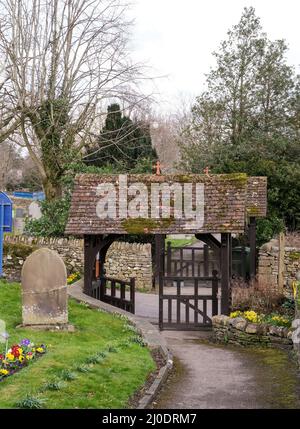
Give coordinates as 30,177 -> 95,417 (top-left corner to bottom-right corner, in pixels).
0,281 -> 156,409
165,237 -> 197,249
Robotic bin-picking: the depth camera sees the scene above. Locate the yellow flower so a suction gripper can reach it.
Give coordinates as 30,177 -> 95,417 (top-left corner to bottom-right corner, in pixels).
243,310 -> 261,323
19,356 -> 25,362
271,315 -> 289,324
292,281 -> 298,300
6,353 -> 15,361
230,311 -> 242,318
36,347 -> 44,353
0,369 -> 9,376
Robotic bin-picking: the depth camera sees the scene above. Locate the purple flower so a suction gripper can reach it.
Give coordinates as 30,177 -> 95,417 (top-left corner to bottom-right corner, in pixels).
21,339 -> 30,346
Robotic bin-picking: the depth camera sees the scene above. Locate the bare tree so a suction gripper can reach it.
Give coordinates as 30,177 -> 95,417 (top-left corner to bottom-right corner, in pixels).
150,96 -> 195,172
0,142 -> 21,190
0,0 -> 148,199
0,63 -> 20,143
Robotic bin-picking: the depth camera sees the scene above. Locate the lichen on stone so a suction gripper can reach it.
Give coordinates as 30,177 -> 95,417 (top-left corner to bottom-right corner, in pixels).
121,217 -> 174,234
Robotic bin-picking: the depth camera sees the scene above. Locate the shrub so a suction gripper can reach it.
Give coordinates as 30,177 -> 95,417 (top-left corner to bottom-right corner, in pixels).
24,198 -> 70,237
231,279 -> 286,315
59,369 -> 77,381
41,380 -> 65,391
15,395 -> 46,409
85,355 -> 103,364
76,364 -> 92,373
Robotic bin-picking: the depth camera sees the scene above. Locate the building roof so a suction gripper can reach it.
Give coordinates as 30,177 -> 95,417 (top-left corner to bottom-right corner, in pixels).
65,173 -> 267,236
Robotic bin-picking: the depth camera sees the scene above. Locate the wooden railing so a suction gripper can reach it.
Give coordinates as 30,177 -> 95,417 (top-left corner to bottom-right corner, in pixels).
91,276 -> 135,314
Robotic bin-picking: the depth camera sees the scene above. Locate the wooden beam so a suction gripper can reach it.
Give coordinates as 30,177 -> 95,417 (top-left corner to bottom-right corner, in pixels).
249,217 -> 256,279
195,233 -> 221,264
155,234 -> 165,287
157,235 -> 165,330
221,233 -> 231,315
195,233 -> 221,251
83,234 -> 94,296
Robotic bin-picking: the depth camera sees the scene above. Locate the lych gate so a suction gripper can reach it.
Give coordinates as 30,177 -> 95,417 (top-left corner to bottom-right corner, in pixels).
65,173 -> 267,330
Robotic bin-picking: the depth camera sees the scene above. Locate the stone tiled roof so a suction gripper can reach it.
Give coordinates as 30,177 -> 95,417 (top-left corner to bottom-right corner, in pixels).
246,177 -> 267,218
65,173 -> 267,236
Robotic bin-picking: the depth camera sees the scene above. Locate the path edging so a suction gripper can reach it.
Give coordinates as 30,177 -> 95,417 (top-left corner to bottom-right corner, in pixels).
68,280 -> 173,409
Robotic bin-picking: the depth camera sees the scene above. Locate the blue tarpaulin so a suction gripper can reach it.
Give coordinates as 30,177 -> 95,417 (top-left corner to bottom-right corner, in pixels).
13,191 -> 45,200
0,192 -> 13,277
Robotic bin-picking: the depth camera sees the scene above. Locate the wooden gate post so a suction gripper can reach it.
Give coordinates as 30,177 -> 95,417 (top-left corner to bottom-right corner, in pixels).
221,233 -> 231,315
212,270 -> 219,316
84,234 -> 94,296
249,216 -> 257,279
156,234 -> 165,330
166,241 -> 171,276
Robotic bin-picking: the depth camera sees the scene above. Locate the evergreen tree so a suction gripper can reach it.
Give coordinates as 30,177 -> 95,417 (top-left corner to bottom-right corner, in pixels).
84,104 -> 157,170
179,7 -> 300,242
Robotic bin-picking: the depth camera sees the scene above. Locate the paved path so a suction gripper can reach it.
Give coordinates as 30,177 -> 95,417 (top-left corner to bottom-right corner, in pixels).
134,288 -> 218,324
153,330 -> 300,409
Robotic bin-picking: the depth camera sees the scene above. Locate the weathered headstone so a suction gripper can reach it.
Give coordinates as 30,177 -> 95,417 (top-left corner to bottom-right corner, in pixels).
28,201 -> 42,220
21,248 -> 68,326
13,208 -> 25,234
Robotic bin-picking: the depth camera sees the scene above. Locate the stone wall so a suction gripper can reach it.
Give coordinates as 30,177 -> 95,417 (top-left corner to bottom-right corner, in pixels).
292,319 -> 300,365
104,241 -> 152,290
3,235 -> 83,281
2,236 -> 153,289
212,315 -> 293,349
258,238 -> 300,296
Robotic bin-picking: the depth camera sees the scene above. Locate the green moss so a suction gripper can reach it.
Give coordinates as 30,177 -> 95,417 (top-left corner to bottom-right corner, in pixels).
223,172 -> 248,186
172,174 -> 195,183
289,252 -> 300,261
121,217 -> 174,233
3,242 -> 37,259
246,206 -> 260,216
250,348 -> 300,408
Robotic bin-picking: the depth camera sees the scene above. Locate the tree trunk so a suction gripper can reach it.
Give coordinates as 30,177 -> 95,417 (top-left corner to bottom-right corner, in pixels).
42,178 -> 63,201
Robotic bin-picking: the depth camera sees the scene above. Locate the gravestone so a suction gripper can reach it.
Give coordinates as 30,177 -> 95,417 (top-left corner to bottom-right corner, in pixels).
13,208 -> 25,234
21,248 -> 68,326
28,201 -> 42,219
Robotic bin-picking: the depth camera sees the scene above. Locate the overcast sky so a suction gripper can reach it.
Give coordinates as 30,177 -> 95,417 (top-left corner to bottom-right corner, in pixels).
130,0 -> 300,113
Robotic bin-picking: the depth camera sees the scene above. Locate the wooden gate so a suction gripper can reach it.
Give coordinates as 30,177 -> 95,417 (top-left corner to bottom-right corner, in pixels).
165,241 -> 249,281
165,242 -> 220,278
159,271 -> 219,330
91,276 -> 135,314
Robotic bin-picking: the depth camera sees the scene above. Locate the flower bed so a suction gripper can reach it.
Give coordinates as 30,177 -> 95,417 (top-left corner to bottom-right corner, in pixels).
212,313 -> 294,350
67,272 -> 81,285
0,339 -> 46,381
230,310 -> 292,328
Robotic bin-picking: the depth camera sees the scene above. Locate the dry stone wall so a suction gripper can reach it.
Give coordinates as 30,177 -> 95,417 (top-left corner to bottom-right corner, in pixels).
3,235 -> 83,280
104,241 -> 152,290
212,315 -> 293,349
258,238 -> 300,296
3,236 -> 152,290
